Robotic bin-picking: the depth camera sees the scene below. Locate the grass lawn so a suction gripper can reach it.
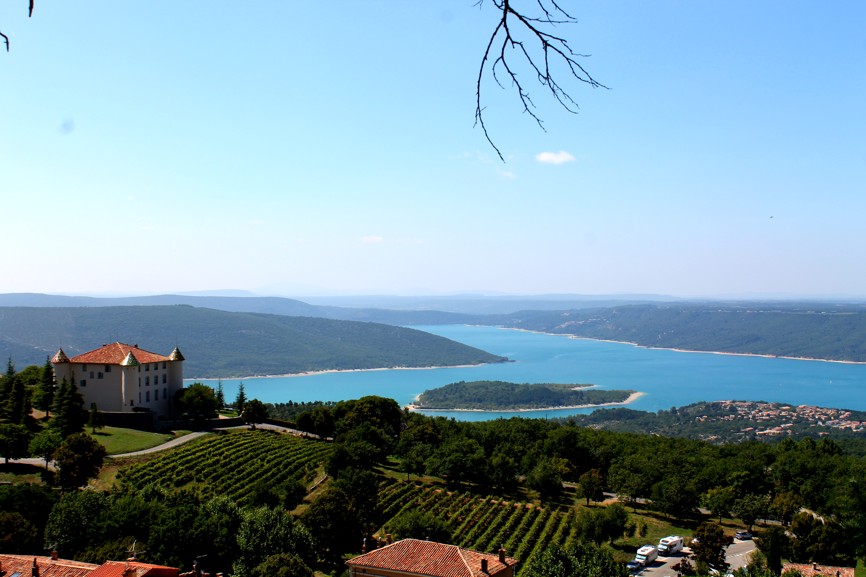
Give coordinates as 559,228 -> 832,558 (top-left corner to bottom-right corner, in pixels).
88,426 -> 189,455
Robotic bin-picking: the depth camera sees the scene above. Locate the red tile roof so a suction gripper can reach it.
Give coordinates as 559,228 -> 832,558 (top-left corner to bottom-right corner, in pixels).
67,343 -> 171,365
0,554 -> 99,577
88,561 -> 178,577
346,539 -> 517,577
783,564 -> 855,577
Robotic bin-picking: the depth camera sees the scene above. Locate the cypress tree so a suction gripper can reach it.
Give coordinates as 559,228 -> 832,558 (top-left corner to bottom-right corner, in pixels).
0,357 -> 15,417
235,382 -> 247,415
33,357 -> 56,417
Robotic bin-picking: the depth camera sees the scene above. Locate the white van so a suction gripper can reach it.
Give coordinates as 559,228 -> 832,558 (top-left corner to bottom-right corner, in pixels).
634,545 -> 659,566
658,536 -> 684,556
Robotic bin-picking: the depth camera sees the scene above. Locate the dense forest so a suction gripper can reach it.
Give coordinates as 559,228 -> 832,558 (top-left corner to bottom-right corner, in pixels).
0,306 -> 506,377
414,381 -> 634,411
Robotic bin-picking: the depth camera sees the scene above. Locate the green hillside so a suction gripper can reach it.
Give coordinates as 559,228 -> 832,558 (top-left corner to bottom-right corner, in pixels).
494,302 -> 866,362
0,305 -> 507,377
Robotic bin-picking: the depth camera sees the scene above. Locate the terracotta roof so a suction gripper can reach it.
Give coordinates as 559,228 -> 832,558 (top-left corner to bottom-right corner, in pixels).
783,564 -> 855,577
0,554 -> 99,577
67,343 -> 171,365
88,561 -> 178,577
346,539 -> 518,577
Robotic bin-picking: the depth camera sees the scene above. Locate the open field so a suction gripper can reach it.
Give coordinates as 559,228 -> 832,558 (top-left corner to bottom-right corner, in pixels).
87,426 -> 192,455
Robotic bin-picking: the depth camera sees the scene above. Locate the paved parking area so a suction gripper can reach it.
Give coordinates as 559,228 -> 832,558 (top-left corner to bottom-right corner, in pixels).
636,540 -> 756,577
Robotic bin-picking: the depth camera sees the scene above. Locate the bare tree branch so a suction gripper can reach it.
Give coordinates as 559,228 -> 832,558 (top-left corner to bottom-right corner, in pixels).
476,0 -> 606,161
1,0 -> 33,52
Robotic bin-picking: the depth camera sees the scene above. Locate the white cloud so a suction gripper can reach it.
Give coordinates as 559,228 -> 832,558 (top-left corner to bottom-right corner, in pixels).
536,150 -> 576,165
362,235 -> 384,244
498,169 -> 517,180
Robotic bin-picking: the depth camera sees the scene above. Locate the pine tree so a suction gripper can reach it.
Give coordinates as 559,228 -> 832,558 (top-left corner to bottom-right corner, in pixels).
5,371 -> 27,425
0,357 -> 15,418
49,377 -> 86,438
235,382 -> 247,415
32,357 -> 56,417
216,380 -> 226,410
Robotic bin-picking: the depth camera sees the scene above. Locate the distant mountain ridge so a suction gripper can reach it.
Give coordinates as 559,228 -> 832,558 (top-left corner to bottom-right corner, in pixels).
0,305 -> 506,377
3,294 -> 866,363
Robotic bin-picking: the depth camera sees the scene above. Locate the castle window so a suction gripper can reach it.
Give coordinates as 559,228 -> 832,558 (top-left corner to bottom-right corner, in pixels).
82,364 -> 87,371
163,387 -> 168,399
145,376 -> 150,386
98,372 -> 103,379
105,365 -> 112,372
145,364 -> 149,371
146,391 -> 150,402
163,362 -> 167,369
80,380 -> 87,387
90,371 -> 94,378
163,374 -> 167,384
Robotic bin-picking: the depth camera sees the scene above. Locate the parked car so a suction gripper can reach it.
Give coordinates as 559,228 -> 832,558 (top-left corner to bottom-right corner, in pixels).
735,531 -> 753,540
627,561 -> 643,573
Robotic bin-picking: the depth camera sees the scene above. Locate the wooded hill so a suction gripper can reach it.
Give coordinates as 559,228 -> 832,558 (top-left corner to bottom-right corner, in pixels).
491,302 -> 866,362
4,294 -> 866,362
0,306 -> 506,377
414,381 -> 634,411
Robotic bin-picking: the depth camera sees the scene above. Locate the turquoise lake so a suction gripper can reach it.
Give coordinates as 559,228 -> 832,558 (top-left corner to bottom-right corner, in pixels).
192,324 -> 866,421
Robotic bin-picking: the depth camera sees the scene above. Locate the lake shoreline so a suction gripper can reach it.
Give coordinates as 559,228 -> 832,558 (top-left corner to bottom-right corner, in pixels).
505,327 -> 866,365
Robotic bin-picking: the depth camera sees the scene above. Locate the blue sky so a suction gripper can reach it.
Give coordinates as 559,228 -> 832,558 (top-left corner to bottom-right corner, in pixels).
2,1 -> 864,298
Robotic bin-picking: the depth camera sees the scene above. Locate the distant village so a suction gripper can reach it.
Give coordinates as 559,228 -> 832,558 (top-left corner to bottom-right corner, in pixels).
694,400 -> 866,438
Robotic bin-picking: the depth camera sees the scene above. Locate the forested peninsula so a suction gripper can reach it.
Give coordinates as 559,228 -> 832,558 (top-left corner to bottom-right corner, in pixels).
0,306 -> 507,377
413,380 -> 636,411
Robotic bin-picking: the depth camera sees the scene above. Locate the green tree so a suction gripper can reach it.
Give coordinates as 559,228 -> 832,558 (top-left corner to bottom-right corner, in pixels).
386,510 -> 452,543
521,542 -> 629,577
32,357 -> 56,417
577,468 -> 605,506
427,437 -> 488,487
215,380 -> 226,409
49,377 -> 86,438
235,382 -> 247,415
177,382 -> 219,421
300,487 -> 362,558
769,491 -> 802,526
233,506 -> 315,577
44,490 -> 110,558
734,494 -> 769,532
29,428 -> 63,468
0,511 -> 39,553
242,398 -> 268,428
526,456 -> 569,503
652,474 -> 700,521
691,521 -> 732,573
0,357 -> 15,416
702,486 -> 737,523
251,553 -> 313,577
0,423 -> 30,463
755,526 -> 789,575
573,503 -> 633,545
53,431 -> 107,488
88,403 -> 105,433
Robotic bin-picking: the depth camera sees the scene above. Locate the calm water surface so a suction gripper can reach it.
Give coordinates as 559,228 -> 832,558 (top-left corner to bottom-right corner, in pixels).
192,325 -> 866,421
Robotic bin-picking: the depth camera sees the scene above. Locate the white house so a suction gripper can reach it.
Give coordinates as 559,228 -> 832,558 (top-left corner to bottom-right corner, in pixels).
52,342 -> 184,418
